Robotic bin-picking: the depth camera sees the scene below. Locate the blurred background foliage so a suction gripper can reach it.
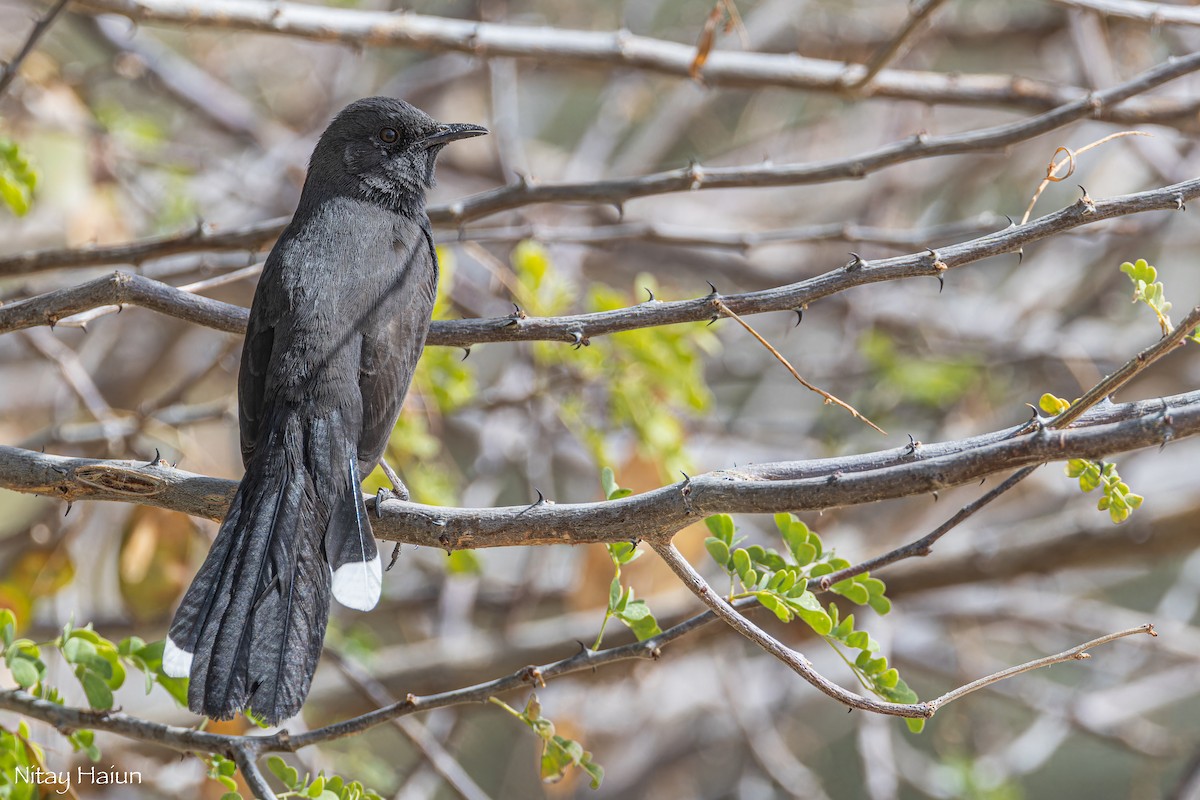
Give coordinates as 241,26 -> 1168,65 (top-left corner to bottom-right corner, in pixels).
1,0 -> 1200,797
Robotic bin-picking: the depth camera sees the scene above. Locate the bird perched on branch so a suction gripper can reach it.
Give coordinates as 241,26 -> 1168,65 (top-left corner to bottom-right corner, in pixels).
162,97 -> 486,725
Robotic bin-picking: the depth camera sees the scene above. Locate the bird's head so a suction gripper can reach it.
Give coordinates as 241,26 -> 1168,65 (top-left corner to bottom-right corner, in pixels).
304,96 -> 487,213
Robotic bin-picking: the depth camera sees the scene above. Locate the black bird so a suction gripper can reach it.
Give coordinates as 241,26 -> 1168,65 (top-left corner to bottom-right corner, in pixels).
163,97 -> 486,725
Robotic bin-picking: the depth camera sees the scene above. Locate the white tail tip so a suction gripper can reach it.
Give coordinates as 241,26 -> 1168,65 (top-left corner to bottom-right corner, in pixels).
162,637 -> 194,679
331,554 -> 383,611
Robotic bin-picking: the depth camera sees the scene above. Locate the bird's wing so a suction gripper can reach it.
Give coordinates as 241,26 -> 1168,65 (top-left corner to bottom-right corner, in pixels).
237,297 -> 276,468
354,224 -> 439,471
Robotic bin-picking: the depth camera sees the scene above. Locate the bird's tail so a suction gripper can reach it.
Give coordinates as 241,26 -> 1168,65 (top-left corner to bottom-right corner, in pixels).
163,409 -> 381,725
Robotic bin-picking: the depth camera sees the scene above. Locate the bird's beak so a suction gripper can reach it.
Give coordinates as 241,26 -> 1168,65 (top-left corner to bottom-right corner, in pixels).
422,122 -> 489,147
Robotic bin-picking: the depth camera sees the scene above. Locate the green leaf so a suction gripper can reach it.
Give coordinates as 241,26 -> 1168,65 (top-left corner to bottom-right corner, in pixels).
753,591 -> 793,622
220,794 -> 244,800
608,577 -> 621,611
63,637 -> 97,664
867,594 -> 892,615
832,580 -> 870,605
906,718 -> 926,734
746,545 -> 768,564
704,537 -> 731,567
0,608 -> 16,645
0,138 -> 37,216
80,670 -> 114,709
601,467 -> 618,499
705,514 -> 735,543
268,756 -> 301,790
796,605 -> 832,636
732,548 -> 752,581
10,656 -> 39,688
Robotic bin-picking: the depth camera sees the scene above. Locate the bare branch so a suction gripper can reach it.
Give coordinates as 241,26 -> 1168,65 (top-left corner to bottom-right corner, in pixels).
1055,0 -> 1200,26
433,51 -> 1200,225
3,175 -> 1199,344
844,0 -> 950,91
0,0 -> 70,98
927,624 -> 1158,711
73,0 -> 1200,125
653,543 -> 1157,718
0,218 -> 287,279
1,391 -> 1196,549
818,301 -> 1200,587
329,652 -> 493,800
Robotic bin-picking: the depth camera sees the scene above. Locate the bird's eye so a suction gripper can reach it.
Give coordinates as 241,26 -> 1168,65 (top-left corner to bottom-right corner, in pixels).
379,127 -> 399,144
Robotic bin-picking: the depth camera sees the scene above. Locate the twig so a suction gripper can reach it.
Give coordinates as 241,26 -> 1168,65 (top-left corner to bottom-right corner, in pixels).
0,0 -> 70,98
651,542 -> 1159,718
844,0 -> 949,90
1,390 -> 1197,548
229,745 -> 276,800
1054,0 -> 1200,26
72,0 -> 1200,125
818,466 -> 1039,589
926,624 -> 1157,710
4,174 -> 1200,343
0,218 -> 287,279
429,50 -> 1200,224
1048,303 -> 1200,428
56,262 -> 264,330
713,298 -> 886,434
329,652 -> 492,800
650,540 -> 928,717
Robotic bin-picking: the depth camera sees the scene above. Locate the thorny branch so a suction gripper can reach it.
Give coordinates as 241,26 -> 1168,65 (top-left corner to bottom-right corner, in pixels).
818,302 -> 1200,588
3,175 -> 1199,344
73,0 -> 1200,126
0,391 -> 1197,549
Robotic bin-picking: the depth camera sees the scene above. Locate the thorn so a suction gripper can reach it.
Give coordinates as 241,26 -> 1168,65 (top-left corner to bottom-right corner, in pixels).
937,273 -> 945,293
1077,185 -> 1095,214
904,434 -> 922,455
679,471 -> 694,514
387,543 -> 402,571
644,287 -> 655,303
568,329 -> 590,349
1017,249 -> 1024,265
503,303 -> 527,328
461,347 -> 471,361
1175,193 -> 1186,211
826,470 -> 843,484
707,315 -> 719,326
64,501 -> 72,517
706,280 -> 718,296
144,448 -> 162,467
517,488 -> 549,516
794,308 -> 803,327
931,491 -> 939,502
613,201 -> 625,220
1004,214 -> 1016,227
846,252 -> 865,270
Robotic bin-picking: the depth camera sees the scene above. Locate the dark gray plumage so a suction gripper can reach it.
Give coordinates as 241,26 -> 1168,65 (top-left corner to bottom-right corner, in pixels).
163,97 -> 486,725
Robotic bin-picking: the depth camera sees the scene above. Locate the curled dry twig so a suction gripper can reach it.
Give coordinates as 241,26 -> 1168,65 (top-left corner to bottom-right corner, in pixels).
1021,131 -> 1153,224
